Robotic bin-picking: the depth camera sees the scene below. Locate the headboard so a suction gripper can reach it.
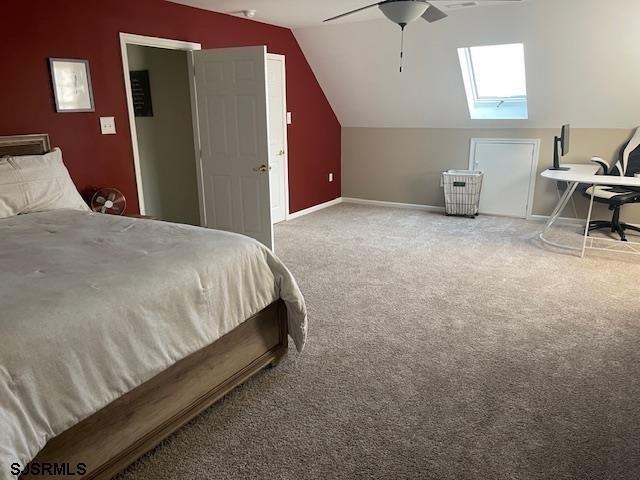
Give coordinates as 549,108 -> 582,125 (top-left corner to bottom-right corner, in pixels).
0,134 -> 51,157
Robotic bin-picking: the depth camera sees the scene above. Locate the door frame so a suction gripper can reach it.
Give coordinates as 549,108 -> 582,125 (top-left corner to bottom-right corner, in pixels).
468,138 -> 540,219
266,53 -> 290,221
119,32 -> 203,221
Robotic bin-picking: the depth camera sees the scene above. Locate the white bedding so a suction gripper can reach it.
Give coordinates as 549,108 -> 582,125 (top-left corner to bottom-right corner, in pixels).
0,210 -> 307,476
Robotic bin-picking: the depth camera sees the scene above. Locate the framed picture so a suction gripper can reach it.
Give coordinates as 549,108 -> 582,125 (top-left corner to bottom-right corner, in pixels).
49,58 -> 95,112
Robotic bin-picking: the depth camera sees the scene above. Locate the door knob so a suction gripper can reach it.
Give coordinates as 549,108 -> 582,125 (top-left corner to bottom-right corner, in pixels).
253,164 -> 271,173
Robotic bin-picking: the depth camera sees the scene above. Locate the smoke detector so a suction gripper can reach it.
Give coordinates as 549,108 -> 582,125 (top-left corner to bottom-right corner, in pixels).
241,9 -> 257,18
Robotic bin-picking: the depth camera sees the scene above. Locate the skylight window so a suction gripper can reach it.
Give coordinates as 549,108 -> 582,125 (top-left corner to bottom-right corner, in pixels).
458,43 -> 528,120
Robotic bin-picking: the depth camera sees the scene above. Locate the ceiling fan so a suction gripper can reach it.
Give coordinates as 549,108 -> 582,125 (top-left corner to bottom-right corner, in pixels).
324,0 -> 449,26
324,0 -> 520,72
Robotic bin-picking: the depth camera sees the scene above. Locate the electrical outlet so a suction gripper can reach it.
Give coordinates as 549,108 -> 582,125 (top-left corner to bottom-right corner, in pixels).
286,112 -> 292,124
100,117 -> 116,135
329,173 -> 334,182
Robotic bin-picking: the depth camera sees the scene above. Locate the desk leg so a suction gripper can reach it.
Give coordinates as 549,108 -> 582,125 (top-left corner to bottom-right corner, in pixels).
581,185 -> 596,258
542,181 -> 578,234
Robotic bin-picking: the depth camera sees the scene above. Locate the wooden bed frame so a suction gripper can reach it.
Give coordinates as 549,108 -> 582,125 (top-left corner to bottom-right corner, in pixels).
28,301 -> 287,480
0,133 -> 50,156
1,135 -> 289,480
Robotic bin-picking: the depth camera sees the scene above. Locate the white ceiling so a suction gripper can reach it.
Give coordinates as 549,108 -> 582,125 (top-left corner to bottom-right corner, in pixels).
168,0 -> 640,129
167,0 -> 526,28
294,0 -> 640,128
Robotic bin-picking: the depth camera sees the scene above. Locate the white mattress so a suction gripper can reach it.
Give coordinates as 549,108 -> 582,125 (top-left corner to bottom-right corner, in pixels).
0,210 -> 307,476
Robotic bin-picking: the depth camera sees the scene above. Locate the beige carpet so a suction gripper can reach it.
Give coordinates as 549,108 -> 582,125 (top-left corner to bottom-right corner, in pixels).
117,204 -> 640,480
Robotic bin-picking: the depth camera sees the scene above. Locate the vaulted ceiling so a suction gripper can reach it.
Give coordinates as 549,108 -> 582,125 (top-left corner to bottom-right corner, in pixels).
168,0 -> 525,28
294,0 -> 640,128
170,0 -> 640,129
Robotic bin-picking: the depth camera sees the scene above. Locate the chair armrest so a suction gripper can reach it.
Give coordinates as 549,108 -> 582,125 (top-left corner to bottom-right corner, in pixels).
590,157 -> 609,175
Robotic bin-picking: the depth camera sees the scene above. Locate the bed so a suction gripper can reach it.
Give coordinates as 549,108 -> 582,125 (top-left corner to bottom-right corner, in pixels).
0,135 -> 307,480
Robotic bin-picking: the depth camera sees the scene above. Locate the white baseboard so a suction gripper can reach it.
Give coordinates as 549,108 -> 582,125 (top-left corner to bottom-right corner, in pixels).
286,197 -> 618,229
344,199 -> 589,224
285,197 -> 443,221
286,197 -> 343,220
342,197 -> 445,212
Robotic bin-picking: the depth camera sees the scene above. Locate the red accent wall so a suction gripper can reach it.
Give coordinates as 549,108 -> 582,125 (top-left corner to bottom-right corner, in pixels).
2,0 -> 341,214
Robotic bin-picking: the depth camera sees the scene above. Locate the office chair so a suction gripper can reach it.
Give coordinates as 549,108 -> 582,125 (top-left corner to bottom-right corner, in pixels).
582,127 -> 640,241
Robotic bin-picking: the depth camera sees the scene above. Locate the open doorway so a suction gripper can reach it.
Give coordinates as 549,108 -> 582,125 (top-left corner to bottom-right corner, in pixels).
126,44 -> 200,225
120,33 -> 202,225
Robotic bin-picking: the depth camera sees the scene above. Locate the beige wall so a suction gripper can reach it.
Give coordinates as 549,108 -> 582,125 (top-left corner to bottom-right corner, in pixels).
127,45 -> 200,225
342,128 -> 640,222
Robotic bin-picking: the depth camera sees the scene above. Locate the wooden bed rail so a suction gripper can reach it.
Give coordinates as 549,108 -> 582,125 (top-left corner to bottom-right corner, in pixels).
23,300 -> 288,480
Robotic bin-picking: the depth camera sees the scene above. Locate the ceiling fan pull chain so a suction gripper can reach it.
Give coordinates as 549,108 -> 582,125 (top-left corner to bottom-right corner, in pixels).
399,24 -> 406,73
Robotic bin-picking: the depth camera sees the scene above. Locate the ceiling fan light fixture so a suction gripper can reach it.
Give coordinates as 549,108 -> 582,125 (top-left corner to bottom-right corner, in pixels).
378,1 -> 429,26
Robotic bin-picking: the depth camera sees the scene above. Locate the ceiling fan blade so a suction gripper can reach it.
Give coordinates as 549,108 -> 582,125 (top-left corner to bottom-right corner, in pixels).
422,3 -> 448,22
323,2 -> 382,22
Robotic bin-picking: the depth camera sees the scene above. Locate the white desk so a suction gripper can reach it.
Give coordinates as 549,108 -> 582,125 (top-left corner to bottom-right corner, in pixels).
540,163 -> 640,257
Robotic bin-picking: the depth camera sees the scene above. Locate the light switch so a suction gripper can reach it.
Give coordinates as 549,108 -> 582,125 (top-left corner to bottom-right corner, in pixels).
286,112 -> 292,125
100,117 -> 116,135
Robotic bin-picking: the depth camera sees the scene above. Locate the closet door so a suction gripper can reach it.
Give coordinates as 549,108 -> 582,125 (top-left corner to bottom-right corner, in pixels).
192,46 -> 273,249
469,138 -> 540,218
267,54 -> 288,224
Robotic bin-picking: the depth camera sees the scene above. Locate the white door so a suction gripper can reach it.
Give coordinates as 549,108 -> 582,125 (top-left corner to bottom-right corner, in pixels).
469,139 -> 539,218
192,46 -> 273,249
267,54 -> 288,224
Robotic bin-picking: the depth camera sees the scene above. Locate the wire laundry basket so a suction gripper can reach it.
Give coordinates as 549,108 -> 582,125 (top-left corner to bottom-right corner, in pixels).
441,170 -> 484,217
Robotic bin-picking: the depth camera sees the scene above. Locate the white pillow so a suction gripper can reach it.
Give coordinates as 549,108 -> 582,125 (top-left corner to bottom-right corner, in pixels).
0,147 -> 89,218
